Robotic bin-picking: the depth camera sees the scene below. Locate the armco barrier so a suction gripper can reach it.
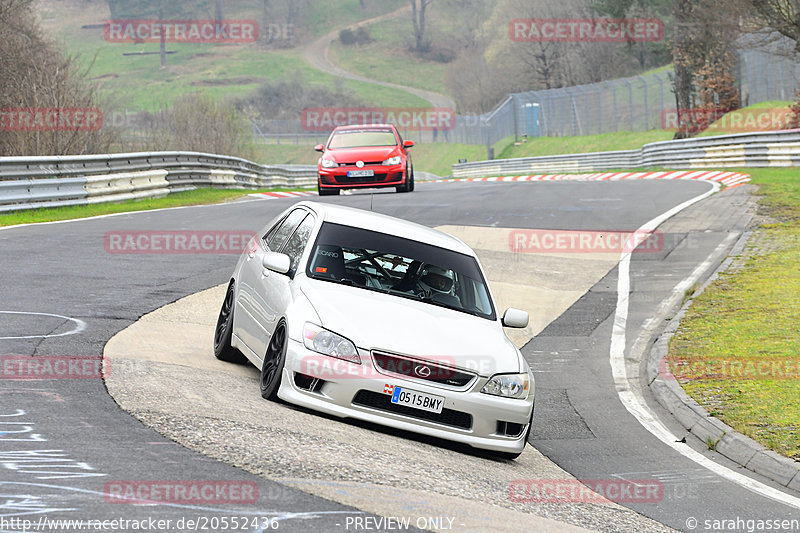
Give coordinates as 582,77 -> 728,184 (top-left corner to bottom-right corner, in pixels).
0,151 -> 317,213
452,129 -> 800,178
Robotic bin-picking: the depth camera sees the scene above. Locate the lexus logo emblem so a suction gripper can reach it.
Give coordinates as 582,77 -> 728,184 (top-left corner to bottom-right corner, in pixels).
356,160 -> 365,168
414,365 -> 431,378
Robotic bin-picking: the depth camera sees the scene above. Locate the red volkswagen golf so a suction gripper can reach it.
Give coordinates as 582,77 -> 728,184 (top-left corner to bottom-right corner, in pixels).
315,124 -> 415,195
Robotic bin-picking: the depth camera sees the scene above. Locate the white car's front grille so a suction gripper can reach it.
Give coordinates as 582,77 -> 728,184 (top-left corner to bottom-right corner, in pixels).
371,351 -> 476,389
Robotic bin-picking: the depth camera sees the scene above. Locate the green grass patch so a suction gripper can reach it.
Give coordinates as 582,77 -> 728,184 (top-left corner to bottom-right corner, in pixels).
411,143 -> 490,177
498,130 -> 675,159
667,167 -> 800,460
252,144 -> 323,166
39,0 -> 425,111
327,15 -> 451,96
301,0 -> 406,36
0,187 -> 305,227
72,42 -> 428,111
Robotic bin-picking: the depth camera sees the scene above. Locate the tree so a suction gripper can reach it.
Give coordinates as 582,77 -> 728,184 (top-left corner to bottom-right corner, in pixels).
748,0 -> 800,46
410,0 -> 434,53
0,0 -> 117,155
593,0 -> 673,69
671,0 -> 746,137
743,1 -> 800,125
671,0 -> 696,138
261,0 -> 270,44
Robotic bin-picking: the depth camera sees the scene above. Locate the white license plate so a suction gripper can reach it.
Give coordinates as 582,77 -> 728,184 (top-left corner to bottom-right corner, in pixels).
347,169 -> 374,177
391,387 -> 444,414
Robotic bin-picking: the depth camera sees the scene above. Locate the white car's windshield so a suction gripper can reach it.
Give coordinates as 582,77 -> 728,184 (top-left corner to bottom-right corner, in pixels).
327,129 -> 398,149
306,222 -> 496,320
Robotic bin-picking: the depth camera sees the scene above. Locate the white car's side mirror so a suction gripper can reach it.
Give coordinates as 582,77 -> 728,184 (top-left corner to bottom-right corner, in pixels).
262,252 -> 291,274
502,308 -> 529,328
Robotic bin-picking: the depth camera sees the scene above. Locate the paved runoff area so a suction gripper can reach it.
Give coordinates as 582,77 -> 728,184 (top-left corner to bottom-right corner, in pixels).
105,226 -> 672,533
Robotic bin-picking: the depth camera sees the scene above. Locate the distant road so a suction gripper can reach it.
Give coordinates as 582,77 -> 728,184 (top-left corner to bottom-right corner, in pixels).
302,5 -> 457,110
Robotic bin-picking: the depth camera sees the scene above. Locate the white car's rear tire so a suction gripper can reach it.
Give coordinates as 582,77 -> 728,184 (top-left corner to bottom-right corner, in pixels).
213,282 -> 248,364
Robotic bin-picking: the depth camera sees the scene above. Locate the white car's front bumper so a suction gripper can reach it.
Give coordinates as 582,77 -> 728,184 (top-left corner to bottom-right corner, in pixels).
277,339 -> 534,454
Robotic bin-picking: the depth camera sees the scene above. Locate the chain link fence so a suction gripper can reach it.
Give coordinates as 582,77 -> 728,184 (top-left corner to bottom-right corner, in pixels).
250,36 -> 800,157
739,36 -> 800,105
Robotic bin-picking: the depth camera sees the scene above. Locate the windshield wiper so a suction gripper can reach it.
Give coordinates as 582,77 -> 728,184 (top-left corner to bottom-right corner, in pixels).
415,293 -> 483,317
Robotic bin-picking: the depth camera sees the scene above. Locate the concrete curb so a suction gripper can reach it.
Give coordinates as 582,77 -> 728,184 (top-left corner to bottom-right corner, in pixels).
645,229 -> 800,491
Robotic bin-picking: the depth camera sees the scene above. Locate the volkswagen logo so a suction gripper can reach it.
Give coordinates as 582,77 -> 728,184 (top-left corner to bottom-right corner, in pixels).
356,160 -> 365,168
414,364 -> 432,378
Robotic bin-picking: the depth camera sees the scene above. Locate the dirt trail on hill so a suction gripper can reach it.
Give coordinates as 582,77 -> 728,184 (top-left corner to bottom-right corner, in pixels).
302,5 -> 456,110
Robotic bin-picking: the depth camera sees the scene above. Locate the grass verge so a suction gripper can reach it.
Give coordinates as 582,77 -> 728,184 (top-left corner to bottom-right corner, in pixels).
0,187 -> 303,227
499,130 -> 675,159
667,167 -> 800,460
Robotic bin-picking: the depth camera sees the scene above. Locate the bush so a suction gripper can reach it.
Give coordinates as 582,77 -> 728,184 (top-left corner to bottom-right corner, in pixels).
339,28 -> 357,45
134,93 -> 253,160
339,27 -> 372,46
239,74 -> 367,122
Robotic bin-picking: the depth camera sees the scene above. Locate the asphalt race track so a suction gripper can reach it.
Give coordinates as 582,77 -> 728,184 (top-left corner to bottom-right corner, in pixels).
1,180 -> 798,533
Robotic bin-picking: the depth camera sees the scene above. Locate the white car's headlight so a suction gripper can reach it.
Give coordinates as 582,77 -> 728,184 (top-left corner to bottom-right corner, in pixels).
303,323 -> 360,364
382,156 -> 402,166
321,158 -> 337,168
481,373 -> 530,399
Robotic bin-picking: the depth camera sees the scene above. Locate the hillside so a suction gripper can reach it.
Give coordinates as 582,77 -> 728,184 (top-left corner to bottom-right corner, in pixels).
36,0 -> 422,111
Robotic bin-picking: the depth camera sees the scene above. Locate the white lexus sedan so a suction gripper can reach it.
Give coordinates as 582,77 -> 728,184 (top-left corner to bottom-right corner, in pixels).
213,201 -> 535,459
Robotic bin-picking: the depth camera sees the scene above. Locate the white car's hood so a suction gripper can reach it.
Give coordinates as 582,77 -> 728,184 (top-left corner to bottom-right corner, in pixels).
300,279 -> 520,376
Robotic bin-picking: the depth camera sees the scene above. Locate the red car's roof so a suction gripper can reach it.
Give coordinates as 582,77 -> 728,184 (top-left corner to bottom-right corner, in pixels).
332,123 -> 395,131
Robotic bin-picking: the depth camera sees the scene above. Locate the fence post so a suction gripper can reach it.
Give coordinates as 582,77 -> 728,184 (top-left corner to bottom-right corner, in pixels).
623,79 -> 634,131
639,76 -> 649,130
512,94 -> 520,143
658,74 -> 665,130
597,84 -> 603,135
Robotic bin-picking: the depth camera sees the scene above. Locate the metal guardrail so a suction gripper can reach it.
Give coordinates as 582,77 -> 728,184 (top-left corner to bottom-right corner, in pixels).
0,151 -> 317,213
452,130 -> 800,178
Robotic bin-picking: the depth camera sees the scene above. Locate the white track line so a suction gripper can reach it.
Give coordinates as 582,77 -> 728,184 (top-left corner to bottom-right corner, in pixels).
0,311 -> 87,340
609,181 -> 800,510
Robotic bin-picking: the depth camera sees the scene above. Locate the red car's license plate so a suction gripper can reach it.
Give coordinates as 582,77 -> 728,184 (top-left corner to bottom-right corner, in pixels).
347,169 -> 375,177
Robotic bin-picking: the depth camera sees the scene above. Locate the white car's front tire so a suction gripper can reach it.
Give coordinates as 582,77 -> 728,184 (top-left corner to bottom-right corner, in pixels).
260,320 -> 288,400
